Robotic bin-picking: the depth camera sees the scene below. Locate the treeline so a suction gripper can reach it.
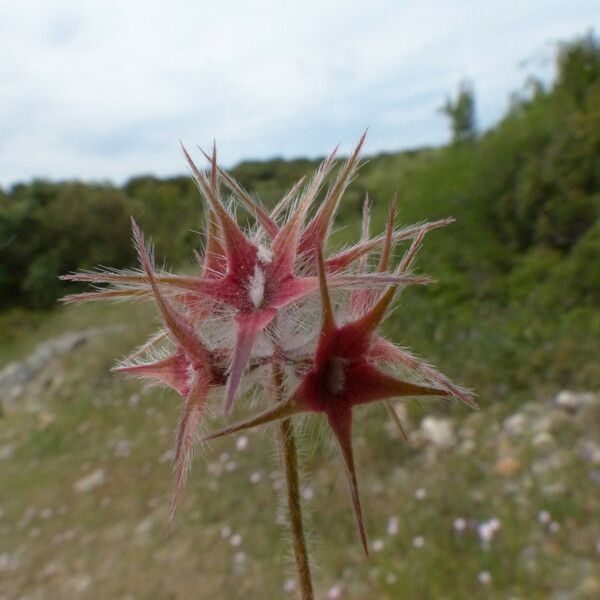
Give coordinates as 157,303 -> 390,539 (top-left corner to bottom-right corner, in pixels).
0,158 -> 315,309
0,33 -> 598,310
415,31 -> 600,311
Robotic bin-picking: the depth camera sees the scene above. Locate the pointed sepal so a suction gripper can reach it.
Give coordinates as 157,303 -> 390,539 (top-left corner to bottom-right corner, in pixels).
327,408 -> 369,556
131,220 -> 210,365
224,309 -> 277,414
317,246 -> 335,333
170,370 -> 211,518
204,395 -> 302,443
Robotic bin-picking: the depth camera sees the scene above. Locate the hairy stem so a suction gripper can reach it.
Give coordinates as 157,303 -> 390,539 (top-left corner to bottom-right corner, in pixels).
274,363 -> 314,600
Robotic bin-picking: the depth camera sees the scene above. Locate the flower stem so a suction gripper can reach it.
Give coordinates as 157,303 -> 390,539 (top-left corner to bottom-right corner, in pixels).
274,363 -> 314,600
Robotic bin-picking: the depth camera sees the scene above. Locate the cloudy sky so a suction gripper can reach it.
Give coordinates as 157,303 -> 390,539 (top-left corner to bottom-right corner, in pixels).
1,0 -> 598,186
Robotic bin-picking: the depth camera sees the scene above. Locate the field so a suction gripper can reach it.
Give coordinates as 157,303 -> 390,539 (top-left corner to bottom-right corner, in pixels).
1,300 -> 599,599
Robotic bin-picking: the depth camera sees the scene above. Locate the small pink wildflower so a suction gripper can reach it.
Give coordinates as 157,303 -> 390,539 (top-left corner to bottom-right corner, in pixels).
478,518 -> 501,544
453,517 -> 467,533
538,510 -> 551,524
235,436 -> 249,451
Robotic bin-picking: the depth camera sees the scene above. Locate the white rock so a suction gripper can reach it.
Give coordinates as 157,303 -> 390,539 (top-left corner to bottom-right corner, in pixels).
71,574 -> 92,593
0,553 -> 19,572
504,413 -> 527,436
555,390 -> 595,412
135,517 -> 153,536
158,449 -> 175,464
0,328 -> 114,406
532,432 -> 554,449
114,440 -> 131,458
0,444 -> 16,461
74,469 -> 106,493
421,417 -> 455,448
236,435 -> 249,451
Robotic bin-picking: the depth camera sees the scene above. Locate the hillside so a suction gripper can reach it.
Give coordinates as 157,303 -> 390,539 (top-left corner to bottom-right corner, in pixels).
1,302 -> 599,599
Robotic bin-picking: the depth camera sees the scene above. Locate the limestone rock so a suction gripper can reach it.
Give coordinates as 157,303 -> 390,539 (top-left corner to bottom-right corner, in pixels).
421,417 -> 455,449
74,468 -> 106,493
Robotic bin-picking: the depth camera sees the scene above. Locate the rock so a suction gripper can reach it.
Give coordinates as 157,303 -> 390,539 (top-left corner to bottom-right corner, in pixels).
70,574 -> 92,593
555,390 -> 595,412
494,455 -> 522,476
74,468 -> 106,493
0,327 -> 119,407
38,410 -> 55,429
0,444 -> 16,461
576,440 -> 600,465
504,413 -> 527,436
420,417 -> 455,449
135,517 -> 154,536
532,431 -> 554,450
158,449 -> 175,464
114,440 -> 131,458
459,438 -> 476,455
0,553 -> 19,572
578,576 -> 600,598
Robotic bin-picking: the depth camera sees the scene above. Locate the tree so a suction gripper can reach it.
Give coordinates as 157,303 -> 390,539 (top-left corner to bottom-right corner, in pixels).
556,30 -> 600,108
440,81 -> 477,144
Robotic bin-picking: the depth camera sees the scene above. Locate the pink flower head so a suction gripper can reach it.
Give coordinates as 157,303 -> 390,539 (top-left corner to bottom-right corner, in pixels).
205,238 -> 475,554
178,140 -> 435,411
61,133 -> 475,520
63,137 -> 433,413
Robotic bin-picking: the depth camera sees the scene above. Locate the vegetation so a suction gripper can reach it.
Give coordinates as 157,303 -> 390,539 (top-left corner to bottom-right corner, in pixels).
440,80 -> 477,144
1,32 -> 599,599
1,35 -> 599,405
1,301 -> 599,599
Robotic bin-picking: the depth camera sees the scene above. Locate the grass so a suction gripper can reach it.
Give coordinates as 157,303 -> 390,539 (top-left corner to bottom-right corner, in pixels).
1,300 -> 599,599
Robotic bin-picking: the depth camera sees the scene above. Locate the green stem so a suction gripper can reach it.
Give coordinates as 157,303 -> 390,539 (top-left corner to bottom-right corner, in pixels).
274,363 -> 314,600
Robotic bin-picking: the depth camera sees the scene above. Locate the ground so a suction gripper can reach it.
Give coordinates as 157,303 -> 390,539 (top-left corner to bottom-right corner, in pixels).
1,302 -> 599,599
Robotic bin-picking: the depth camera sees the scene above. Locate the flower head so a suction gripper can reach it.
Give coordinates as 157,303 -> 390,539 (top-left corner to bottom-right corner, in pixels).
61,133 -> 475,525
205,238 -> 475,553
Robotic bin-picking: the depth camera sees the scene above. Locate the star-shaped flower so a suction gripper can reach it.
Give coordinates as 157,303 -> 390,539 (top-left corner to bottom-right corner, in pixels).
64,139 -> 432,414
204,240 -> 475,554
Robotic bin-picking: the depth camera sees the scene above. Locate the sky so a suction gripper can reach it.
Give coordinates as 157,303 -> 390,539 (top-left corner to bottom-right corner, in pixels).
0,0 -> 598,187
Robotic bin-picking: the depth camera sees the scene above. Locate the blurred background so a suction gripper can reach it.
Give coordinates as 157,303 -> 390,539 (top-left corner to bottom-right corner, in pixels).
1,1 -> 599,598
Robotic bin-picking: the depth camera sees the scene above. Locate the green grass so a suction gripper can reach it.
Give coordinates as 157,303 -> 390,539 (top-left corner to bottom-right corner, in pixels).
1,301 -> 599,599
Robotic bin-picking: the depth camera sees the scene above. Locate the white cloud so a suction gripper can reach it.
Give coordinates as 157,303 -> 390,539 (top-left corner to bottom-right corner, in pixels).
0,0 -> 598,186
